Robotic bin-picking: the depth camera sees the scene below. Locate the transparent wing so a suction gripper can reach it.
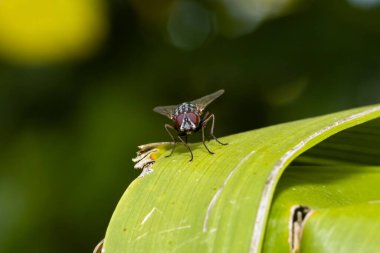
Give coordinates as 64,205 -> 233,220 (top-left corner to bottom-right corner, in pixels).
153,105 -> 177,119
191,89 -> 224,112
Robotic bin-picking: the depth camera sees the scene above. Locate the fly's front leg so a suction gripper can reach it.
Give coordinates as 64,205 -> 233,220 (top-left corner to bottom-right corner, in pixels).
203,114 -> 228,145
178,135 -> 193,162
165,124 -> 177,157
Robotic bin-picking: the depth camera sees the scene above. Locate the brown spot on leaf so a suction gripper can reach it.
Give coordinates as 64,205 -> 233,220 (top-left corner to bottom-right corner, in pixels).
289,205 -> 313,253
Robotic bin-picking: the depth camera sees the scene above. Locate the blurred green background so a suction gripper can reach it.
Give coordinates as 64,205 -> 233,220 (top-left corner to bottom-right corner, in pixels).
1,0 -> 380,252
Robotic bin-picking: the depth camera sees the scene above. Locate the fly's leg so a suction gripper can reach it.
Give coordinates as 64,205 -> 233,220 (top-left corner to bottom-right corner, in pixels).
199,112 -> 211,142
165,124 -> 193,161
165,124 -> 177,157
202,125 -> 214,155
178,135 -> 193,162
203,114 -> 228,145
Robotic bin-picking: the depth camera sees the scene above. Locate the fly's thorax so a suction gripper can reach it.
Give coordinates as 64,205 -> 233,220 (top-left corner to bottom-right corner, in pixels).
174,102 -> 197,116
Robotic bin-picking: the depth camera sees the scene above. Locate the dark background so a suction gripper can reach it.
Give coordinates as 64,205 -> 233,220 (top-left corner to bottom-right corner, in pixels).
0,0 -> 380,252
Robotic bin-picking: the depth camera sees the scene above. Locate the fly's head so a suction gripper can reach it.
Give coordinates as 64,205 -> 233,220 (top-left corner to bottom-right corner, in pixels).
173,102 -> 200,133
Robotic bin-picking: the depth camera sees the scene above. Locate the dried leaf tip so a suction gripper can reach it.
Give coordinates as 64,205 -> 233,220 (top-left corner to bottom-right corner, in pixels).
132,142 -> 173,177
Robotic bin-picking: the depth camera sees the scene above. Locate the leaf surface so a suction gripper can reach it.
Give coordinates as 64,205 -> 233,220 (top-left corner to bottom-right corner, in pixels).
103,104 -> 380,253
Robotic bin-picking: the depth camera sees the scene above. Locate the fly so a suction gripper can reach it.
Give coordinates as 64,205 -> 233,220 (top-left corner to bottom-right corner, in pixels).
153,89 -> 227,161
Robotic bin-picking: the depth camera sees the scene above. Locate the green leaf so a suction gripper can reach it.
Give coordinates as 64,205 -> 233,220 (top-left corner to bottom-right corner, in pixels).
102,104 -> 380,253
301,204 -> 380,253
263,165 -> 380,253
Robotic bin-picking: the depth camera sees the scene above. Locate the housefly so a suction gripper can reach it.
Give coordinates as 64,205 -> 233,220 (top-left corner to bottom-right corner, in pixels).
153,89 -> 227,161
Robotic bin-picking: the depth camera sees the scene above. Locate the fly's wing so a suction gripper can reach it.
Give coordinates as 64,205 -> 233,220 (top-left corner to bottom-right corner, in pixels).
153,105 -> 177,120
191,89 -> 224,112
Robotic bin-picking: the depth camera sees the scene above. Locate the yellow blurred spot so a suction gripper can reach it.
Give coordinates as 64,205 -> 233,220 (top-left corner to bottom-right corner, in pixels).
150,153 -> 158,161
0,0 -> 108,65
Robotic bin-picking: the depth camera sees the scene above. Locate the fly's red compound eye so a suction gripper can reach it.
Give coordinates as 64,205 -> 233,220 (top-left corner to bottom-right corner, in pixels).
187,112 -> 199,125
175,114 -> 185,128
175,113 -> 199,129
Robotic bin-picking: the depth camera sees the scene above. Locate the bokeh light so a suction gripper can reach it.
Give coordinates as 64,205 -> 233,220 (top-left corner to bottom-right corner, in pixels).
167,1 -> 213,50
348,0 -> 380,8
0,0 -> 108,65
217,0 -> 299,36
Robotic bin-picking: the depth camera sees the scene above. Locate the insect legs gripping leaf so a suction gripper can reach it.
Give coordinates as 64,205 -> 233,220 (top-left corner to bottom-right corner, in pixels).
154,90 -> 227,161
